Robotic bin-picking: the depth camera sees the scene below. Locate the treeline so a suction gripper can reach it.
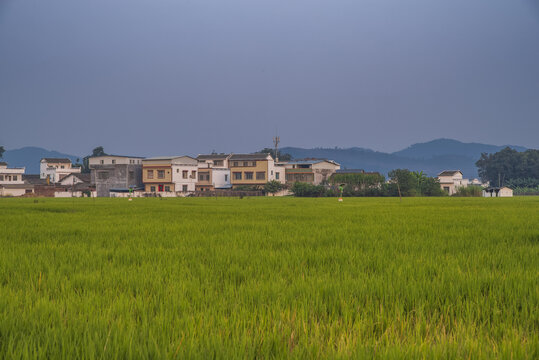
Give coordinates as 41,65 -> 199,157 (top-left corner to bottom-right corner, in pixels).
476,147 -> 539,194
289,169 -> 446,197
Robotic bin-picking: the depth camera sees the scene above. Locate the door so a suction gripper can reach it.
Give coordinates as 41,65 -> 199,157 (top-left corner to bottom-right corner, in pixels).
158,184 -> 164,192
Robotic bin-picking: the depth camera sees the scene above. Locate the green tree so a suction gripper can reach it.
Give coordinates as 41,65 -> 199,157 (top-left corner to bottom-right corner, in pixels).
290,182 -> 326,197
388,169 -> 417,197
82,146 -> 108,173
264,180 -> 285,195
92,146 -> 106,157
412,171 -> 428,196
257,148 -> 292,162
476,147 -> 539,187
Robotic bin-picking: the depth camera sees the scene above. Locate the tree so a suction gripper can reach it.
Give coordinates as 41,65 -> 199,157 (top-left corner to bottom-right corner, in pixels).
81,146 -> 108,173
0,146 -> 4,159
290,182 -> 326,197
264,180 -> 285,195
257,148 -> 292,162
92,146 -> 106,157
387,169 -> 417,197
476,147 -> 539,187
412,171 -> 428,196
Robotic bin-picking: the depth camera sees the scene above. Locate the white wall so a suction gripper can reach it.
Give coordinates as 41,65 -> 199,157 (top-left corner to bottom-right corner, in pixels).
172,162 -> 198,192
212,169 -> 231,188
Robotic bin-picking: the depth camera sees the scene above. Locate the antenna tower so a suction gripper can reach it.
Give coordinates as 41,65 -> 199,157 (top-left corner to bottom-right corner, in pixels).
273,136 -> 280,162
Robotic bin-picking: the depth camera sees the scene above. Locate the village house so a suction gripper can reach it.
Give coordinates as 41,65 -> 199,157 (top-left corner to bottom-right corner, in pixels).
0,162 -> 33,196
284,159 -> 340,185
89,155 -> 144,197
142,156 -> 198,195
228,153 -> 281,188
437,170 -> 469,195
40,158 -> 81,183
196,154 -> 232,191
58,173 -> 91,186
482,186 -> 513,197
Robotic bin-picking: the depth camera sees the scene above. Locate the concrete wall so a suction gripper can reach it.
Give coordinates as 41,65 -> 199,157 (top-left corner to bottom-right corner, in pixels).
91,164 -> 142,197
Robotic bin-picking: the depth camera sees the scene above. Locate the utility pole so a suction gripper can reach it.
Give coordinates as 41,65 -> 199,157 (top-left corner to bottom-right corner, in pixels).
273,136 -> 280,163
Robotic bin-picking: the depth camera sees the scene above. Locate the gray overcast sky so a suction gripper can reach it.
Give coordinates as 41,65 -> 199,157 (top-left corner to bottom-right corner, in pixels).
1,0 -> 538,157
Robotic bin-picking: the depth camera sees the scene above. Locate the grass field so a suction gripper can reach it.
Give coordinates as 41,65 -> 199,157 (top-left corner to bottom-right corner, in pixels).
0,197 -> 538,359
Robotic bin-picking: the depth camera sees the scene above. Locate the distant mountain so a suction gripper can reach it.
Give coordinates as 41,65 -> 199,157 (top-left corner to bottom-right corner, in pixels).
2,147 -> 81,174
281,139 -> 528,178
392,138 -> 527,159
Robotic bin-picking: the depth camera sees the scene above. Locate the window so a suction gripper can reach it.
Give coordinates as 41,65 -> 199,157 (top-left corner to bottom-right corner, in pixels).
245,172 -> 254,180
199,172 -> 210,181
165,185 -> 171,192
147,170 -> 154,179
182,170 -> 188,179
276,172 -> 280,180
251,161 -> 256,166
233,162 -> 239,167
256,172 -> 265,180
61,165 -> 65,169
224,174 -> 228,182
0,175 -> 3,181
182,185 -> 188,192
157,170 -> 165,179
150,186 -> 156,192
214,160 -> 223,166
158,185 -> 164,192
13,175 -> 17,181
191,170 -> 196,178
176,169 -> 179,173
243,161 -> 249,166
100,160 -> 104,165
271,170 -> 273,175
233,172 -> 242,180
112,160 -> 116,164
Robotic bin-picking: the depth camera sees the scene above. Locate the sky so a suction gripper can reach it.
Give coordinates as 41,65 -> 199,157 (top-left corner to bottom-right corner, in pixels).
1,0 -> 538,157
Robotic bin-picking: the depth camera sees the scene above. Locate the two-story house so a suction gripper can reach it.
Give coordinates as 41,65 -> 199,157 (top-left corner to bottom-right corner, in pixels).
284,159 -> 340,185
437,170 -> 468,195
40,158 -> 81,183
143,156 -> 198,194
89,155 -> 144,197
196,154 -> 231,191
228,153 -> 280,188
0,162 -> 32,196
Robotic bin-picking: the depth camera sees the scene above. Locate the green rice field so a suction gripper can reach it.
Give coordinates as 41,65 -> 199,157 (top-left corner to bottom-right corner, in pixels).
0,197 -> 538,359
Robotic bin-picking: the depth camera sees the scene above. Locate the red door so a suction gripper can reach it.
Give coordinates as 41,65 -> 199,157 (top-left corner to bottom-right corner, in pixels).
158,185 -> 164,192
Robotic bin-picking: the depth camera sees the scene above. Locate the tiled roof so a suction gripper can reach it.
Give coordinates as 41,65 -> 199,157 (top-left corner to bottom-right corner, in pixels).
197,154 -> 230,160
229,153 -> 272,161
287,158 -> 340,166
437,170 -> 462,176
23,174 -> 47,185
90,155 -> 144,159
41,158 -> 72,163
335,169 -> 365,174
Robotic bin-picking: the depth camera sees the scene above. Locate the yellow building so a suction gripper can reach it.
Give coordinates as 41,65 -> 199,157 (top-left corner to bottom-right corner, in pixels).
142,157 -> 174,193
228,153 -> 277,188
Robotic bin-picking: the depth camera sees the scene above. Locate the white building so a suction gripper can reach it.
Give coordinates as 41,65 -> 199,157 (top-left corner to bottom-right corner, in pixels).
40,158 -> 81,183
171,156 -> 199,193
196,154 -> 232,191
283,159 -> 340,185
142,156 -> 198,195
437,170 -> 469,195
483,187 -> 513,197
0,162 -> 32,196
